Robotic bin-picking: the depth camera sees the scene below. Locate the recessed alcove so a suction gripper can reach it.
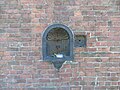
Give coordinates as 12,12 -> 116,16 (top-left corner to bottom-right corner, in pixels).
42,24 -> 73,70
47,28 -> 70,57
74,35 -> 86,47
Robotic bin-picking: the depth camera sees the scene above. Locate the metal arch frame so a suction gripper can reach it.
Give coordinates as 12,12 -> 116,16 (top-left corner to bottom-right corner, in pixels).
42,24 -> 74,62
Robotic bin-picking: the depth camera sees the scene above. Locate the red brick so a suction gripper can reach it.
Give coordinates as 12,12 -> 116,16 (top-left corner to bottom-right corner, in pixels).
20,74 -> 32,79
93,6 -> 110,10
13,66 -> 24,70
60,73 -> 72,78
83,86 -> 94,90
17,79 -> 26,83
108,77 -> 119,81
39,79 -> 50,83
70,87 -> 81,90
54,1 -> 62,5
0,0 -> 120,89
0,51 -> 4,56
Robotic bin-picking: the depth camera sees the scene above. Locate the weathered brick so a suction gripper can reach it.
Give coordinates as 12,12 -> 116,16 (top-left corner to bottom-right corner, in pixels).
0,0 -> 120,89
83,86 -> 94,90
8,60 -> 19,65
13,66 -> 24,70
93,6 -> 110,10
83,16 -> 96,21
108,77 -> 119,81
10,23 -> 21,28
0,51 -> 4,56
15,56 -> 27,60
110,47 -> 120,52
38,79 -> 50,83
21,61 -> 32,65
7,47 -> 19,51
58,87 -> 70,90
0,29 -> 6,33
17,79 -> 26,83
54,0 -> 62,5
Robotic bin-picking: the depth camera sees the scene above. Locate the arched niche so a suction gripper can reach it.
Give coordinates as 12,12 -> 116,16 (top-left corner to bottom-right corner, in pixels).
42,24 -> 73,70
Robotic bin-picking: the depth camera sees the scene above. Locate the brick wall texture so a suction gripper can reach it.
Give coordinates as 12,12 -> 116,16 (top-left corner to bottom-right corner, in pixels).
0,0 -> 120,90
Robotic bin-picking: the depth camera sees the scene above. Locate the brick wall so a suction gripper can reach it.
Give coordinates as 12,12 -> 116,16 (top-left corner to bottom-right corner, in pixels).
0,0 -> 120,90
